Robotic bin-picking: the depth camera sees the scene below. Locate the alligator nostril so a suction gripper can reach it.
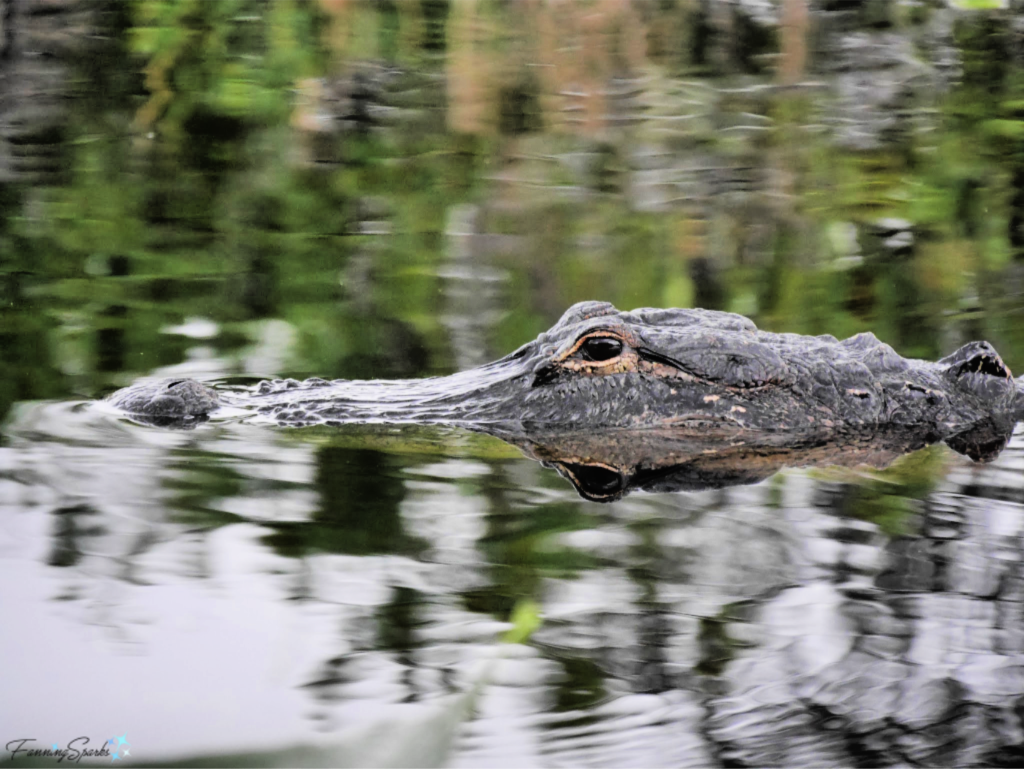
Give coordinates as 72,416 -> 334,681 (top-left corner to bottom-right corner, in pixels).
166,380 -> 184,389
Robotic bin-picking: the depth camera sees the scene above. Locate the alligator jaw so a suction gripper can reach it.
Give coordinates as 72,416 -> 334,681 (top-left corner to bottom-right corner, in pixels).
226,361 -> 535,427
1016,376 -> 1024,423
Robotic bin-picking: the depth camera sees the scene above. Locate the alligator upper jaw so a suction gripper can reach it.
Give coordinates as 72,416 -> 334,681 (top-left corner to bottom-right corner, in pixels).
240,362 -> 536,426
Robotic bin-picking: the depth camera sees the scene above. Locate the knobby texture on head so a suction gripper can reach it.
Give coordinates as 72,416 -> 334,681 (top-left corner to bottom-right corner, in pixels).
107,301 -> 1021,463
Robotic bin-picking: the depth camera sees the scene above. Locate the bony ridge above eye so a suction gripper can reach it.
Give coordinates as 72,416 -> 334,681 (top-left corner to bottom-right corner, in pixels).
579,336 -> 623,362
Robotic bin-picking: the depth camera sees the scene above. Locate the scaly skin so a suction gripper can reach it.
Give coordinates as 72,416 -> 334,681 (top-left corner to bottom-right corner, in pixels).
108,301 -> 1024,462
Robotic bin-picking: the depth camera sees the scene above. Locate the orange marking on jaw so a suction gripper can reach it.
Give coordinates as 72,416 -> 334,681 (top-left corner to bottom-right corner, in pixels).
639,361 -> 693,380
703,395 -> 720,403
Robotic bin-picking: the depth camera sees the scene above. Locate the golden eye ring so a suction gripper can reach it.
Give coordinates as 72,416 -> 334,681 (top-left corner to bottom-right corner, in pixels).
560,332 -> 625,366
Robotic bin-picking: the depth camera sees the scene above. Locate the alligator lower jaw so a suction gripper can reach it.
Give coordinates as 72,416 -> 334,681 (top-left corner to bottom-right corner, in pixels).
659,414 -> 758,430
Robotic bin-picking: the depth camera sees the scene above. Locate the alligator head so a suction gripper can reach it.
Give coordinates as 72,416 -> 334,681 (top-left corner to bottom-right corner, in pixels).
108,301 -> 1022,462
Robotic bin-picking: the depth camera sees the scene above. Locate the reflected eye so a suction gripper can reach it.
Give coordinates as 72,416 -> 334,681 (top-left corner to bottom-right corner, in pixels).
579,336 -> 623,362
560,463 -> 627,501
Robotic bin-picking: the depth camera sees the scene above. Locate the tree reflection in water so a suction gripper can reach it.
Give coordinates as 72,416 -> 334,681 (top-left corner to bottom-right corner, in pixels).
2,398 -> 1023,766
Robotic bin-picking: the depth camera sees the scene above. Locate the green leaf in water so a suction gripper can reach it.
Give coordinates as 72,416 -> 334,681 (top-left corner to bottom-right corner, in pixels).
952,0 -> 1006,8
503,599 -> 542,645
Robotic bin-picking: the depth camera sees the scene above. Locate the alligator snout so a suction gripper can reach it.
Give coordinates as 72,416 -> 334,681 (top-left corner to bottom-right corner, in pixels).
108,378 -> 220,418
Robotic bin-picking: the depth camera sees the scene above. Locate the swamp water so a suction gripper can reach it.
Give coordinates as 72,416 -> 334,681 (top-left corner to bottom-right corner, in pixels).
5,1 -> 1024,766
4,388 -> 1024,767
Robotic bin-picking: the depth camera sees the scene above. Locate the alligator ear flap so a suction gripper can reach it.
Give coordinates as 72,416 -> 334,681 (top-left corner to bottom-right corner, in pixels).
944,419 -> 1014,463
939,342 -> 1012,380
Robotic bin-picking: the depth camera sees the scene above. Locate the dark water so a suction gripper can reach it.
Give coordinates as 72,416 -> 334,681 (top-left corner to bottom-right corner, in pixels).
5,2 -> 1024,766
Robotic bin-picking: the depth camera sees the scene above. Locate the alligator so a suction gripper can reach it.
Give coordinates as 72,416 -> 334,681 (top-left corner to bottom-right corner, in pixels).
108,301 -> 1024,464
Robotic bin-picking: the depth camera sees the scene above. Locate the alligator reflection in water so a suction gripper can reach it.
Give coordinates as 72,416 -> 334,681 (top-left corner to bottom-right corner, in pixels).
497,425 -> 984,502
3,397 -> 1024,765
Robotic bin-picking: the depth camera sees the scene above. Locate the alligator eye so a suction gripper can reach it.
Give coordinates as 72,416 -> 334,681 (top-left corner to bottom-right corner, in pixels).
579,336 -> 623,362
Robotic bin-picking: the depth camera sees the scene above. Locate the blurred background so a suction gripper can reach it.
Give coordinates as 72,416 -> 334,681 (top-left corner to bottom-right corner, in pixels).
4,0 -> 1024,415
5,2 -> 1024,767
